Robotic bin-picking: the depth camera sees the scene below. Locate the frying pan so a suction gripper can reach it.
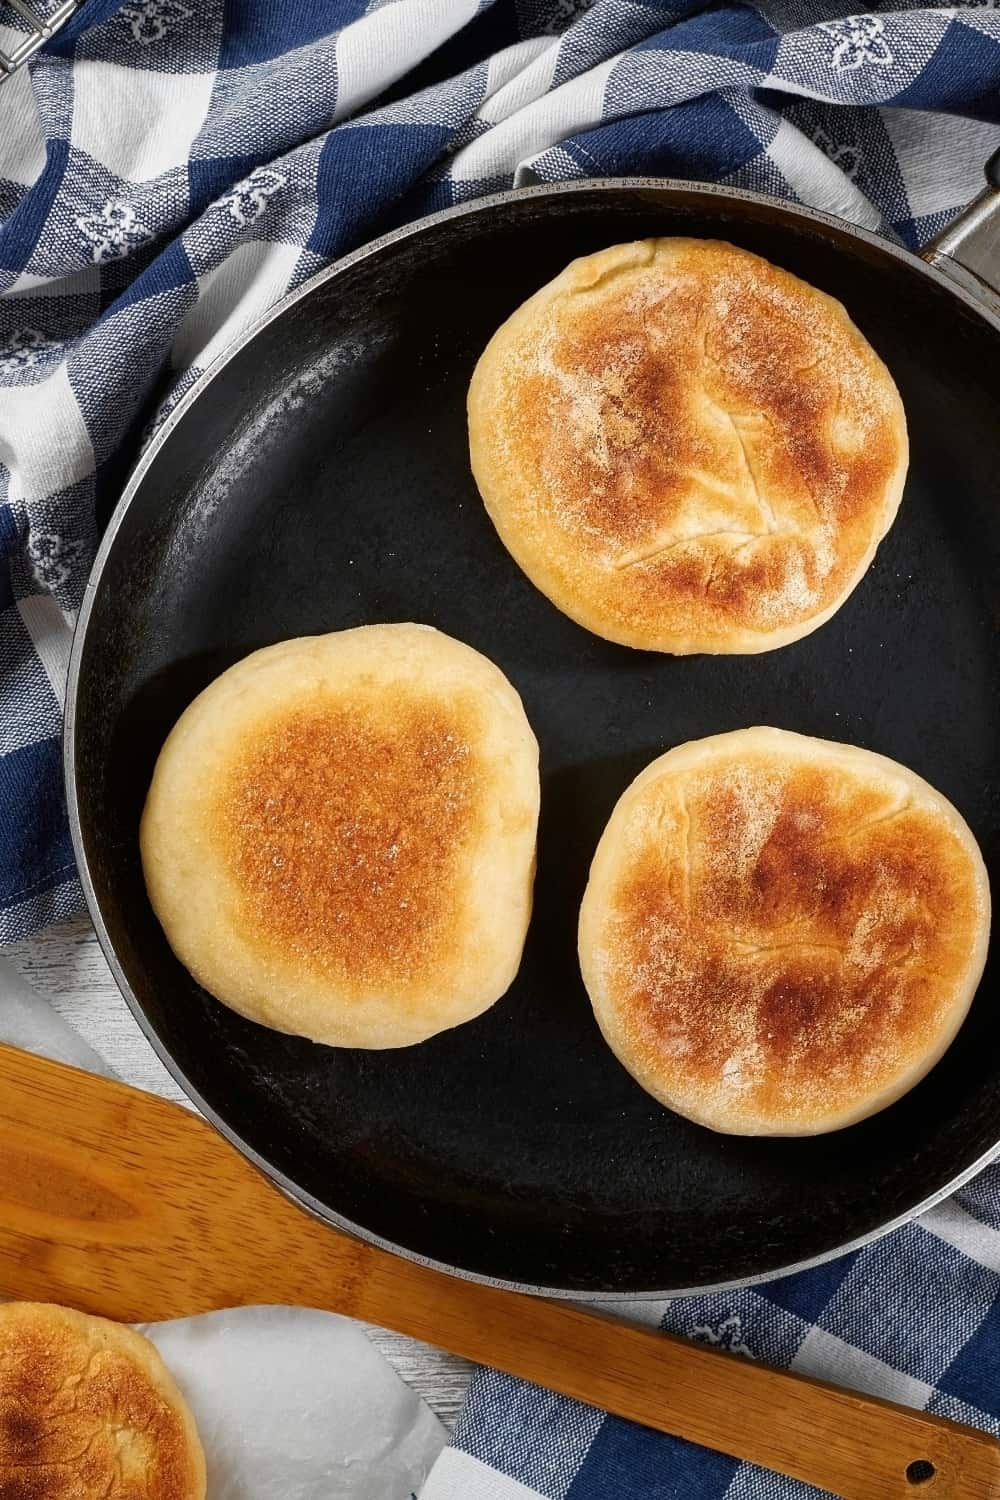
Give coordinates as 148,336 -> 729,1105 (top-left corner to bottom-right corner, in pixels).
66,163 -> 1000,1297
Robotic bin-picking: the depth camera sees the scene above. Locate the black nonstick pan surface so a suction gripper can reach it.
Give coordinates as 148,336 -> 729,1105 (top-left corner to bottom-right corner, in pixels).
67,180 -> 1000,1296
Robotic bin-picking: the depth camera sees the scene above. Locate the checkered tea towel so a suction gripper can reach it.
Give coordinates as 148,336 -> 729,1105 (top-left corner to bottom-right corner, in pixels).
2,0 -> 1000,942
422,1158 -> 1000,1488
420,1157 -> 1000,1496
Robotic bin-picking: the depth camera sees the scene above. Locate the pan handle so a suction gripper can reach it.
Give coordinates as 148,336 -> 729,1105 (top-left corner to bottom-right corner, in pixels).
920,147 -> 1000,305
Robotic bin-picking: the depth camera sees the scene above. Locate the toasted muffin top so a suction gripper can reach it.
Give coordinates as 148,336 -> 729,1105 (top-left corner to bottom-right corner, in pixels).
0,1303 -> 205,1500
469,238 -> 908,654
579,729 -> 990,1133
141,624 -> 540,1048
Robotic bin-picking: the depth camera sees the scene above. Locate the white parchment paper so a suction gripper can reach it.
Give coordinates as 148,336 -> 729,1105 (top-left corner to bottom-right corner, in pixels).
0,955 -> 112,1076
142,1307 -> 446,1498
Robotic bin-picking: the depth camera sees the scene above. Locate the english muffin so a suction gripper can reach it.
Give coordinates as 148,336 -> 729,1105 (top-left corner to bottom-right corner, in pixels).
141,624 -> 539,1048
0,1302 -> 205,1500
468,238 -> 908,654
579,728 -> 990,1134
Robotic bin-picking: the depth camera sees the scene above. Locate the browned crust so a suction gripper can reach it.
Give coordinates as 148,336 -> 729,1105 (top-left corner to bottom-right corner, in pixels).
580,731 -> 990,1133
0,1303 -> 205,1500
214,694 -> 486,988
469,239 -> 908,654
139,625 -> 540,1049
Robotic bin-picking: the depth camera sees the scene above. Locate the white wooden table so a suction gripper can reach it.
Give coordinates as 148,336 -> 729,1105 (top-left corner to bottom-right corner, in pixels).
6,919 -> 475,1431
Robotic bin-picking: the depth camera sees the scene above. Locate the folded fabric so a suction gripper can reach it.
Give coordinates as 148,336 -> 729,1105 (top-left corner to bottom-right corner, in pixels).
2,0 -> 1000,941
421,1160 -> 1000,1497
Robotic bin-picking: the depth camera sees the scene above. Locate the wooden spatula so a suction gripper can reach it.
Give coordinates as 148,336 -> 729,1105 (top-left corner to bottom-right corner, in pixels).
0,1042 -> 996,1499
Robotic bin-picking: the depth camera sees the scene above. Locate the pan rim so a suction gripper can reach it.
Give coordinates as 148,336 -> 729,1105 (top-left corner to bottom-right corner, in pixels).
65,175 -> 1000,1299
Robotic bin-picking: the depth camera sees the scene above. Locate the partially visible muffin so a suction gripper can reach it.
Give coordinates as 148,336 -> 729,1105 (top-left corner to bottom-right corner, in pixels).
0,1302 -> 205,1500
141,623 -> 540,1048
469,238 -> 908,654
579,728 -> 990,1134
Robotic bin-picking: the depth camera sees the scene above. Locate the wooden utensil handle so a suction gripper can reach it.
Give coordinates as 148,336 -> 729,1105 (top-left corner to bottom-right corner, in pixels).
0,1042 -> 996,1500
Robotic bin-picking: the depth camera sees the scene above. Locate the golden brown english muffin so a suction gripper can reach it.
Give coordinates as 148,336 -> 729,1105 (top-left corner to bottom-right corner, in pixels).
141,623 -> 539,1048
0,1302 -> 205,1500
579,728 -> 990,1134
468,238 -> 908,654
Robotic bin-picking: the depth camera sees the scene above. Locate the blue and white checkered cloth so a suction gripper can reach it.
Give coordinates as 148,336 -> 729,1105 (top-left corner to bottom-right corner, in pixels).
1,1 -> 999,1494
422,1162 -> 1000,1495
